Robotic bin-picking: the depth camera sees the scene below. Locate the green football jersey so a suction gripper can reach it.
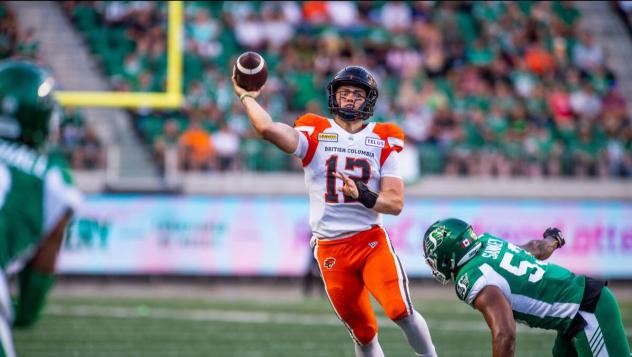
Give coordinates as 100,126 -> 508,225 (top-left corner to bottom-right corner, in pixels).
0,139 -> 81,272
455,233 -> 585,332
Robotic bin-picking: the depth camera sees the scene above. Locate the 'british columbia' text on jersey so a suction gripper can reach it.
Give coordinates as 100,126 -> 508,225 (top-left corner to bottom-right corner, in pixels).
293,114 -> 403,239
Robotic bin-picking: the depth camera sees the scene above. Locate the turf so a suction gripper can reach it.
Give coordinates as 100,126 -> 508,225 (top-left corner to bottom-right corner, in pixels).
13,294 -> 632,356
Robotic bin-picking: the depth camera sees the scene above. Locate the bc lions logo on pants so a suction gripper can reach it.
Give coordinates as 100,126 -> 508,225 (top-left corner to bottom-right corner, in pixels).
323,257 -> 336,269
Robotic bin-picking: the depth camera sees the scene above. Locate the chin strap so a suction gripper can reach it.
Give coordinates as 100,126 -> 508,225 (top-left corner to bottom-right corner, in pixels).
337,108 -> 360,121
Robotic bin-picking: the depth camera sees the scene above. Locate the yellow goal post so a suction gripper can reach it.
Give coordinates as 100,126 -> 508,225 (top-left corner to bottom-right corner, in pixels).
55,1 -> 183,109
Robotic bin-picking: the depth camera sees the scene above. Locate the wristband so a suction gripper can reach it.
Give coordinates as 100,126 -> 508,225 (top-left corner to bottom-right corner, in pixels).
240,93 -> 255,103
353,179 -> 378,209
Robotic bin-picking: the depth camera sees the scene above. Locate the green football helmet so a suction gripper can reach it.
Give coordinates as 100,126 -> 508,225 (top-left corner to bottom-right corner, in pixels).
422,218 -> 483,285
0,60 -> 58,150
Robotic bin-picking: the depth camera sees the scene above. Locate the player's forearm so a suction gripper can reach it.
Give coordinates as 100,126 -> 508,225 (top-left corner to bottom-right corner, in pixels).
14,211 -> 72,328
13,266 -> 55,328
373,189 -> 403,215
520,237 -> 559,260
241,97 -> 276,136
241,97 -> 298,153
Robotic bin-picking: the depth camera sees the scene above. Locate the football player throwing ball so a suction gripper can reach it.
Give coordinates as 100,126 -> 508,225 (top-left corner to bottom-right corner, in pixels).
233,65 -> 436,357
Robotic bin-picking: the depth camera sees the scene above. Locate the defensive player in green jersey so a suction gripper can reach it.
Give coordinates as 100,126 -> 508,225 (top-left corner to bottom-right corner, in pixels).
0,60 -> 81,357
422,218 -> 630,357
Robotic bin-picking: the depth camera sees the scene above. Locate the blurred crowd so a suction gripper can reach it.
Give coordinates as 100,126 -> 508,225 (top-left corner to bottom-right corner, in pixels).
0,5 -> 40,61
61,1 -> 632,178
0,3 -> 105,170
59,107 -> 106,170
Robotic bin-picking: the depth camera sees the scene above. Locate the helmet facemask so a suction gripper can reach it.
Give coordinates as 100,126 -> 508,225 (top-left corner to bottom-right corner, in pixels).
329,82 -> 377,121
327,66 -> 379,122
426,256 -> 451,285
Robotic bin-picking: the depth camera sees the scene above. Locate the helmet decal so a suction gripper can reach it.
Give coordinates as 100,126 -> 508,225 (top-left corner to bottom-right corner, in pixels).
456,273 -> 469,300
424,225 -> 449,258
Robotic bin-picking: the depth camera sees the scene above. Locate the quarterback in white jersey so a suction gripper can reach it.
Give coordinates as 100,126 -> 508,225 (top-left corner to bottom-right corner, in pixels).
233,65 -> 436,357
293,113 -> 403,239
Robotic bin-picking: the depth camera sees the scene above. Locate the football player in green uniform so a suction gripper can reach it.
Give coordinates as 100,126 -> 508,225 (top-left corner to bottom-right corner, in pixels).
0,60 -> 81,357
422,218 -> 630,357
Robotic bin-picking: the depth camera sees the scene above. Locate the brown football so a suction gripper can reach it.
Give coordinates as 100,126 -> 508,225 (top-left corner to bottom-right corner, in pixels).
233,51 -> 268,92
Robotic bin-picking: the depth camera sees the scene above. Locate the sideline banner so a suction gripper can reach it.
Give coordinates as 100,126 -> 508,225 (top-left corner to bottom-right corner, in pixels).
58,195 -> 632,278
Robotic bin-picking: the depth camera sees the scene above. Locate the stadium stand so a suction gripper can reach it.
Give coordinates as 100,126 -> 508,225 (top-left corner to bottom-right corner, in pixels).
0,2 -> 105,170
59,107 -> 106,170
60,1 -> 632,180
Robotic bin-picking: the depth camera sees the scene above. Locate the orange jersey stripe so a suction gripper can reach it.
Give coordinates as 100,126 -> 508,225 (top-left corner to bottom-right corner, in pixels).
294,113 -> 331,166
372,122 -> 404,166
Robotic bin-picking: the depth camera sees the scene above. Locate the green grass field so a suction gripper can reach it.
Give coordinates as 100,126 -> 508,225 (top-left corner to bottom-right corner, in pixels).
13,287 -> 632,357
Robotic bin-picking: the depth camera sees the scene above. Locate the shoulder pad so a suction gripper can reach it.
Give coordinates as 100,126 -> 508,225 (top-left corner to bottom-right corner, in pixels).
373,123 -> 404,152
294,113 -> 330,128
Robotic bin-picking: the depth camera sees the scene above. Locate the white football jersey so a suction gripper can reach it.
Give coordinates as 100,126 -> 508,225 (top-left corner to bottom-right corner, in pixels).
293,113 -> 404,239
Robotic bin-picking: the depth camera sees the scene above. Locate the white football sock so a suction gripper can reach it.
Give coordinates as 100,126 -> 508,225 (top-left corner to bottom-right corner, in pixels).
354,335 -> 385,357
395,310 -> 437,357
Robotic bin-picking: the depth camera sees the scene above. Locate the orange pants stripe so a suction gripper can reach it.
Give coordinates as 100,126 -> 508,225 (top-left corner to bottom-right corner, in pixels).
314,226 -> 413,345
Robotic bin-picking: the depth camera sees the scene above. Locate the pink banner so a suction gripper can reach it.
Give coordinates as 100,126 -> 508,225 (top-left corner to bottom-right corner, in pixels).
58,196 -> 632,278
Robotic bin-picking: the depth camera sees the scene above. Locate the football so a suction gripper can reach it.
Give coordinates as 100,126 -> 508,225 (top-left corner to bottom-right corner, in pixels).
233,51 -> 268,92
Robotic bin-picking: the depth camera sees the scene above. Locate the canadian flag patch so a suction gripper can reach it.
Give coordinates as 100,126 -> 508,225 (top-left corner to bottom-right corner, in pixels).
460,239 -> 471,249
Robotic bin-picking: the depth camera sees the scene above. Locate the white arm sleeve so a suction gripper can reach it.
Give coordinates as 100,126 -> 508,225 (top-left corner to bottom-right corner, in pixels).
45,168 -> 82,235
466,264 -> 512,306
466,275 -> 488,306
293,130 -> 309,159
381,151 -> 401,178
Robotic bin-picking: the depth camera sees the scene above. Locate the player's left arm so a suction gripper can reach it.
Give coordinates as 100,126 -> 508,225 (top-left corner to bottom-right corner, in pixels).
373,176 -> 403,215
473,286 -> 516,357
519,227 -> 565,260
13,210 -> 73,328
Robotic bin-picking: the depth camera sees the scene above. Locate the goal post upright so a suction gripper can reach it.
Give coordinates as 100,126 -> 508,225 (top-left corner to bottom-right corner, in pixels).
55,1 -> 183,109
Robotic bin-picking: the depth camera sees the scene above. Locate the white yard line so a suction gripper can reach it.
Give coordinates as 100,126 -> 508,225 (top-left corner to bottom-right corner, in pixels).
43,304 -> 625,336
46,305 -> 346,326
